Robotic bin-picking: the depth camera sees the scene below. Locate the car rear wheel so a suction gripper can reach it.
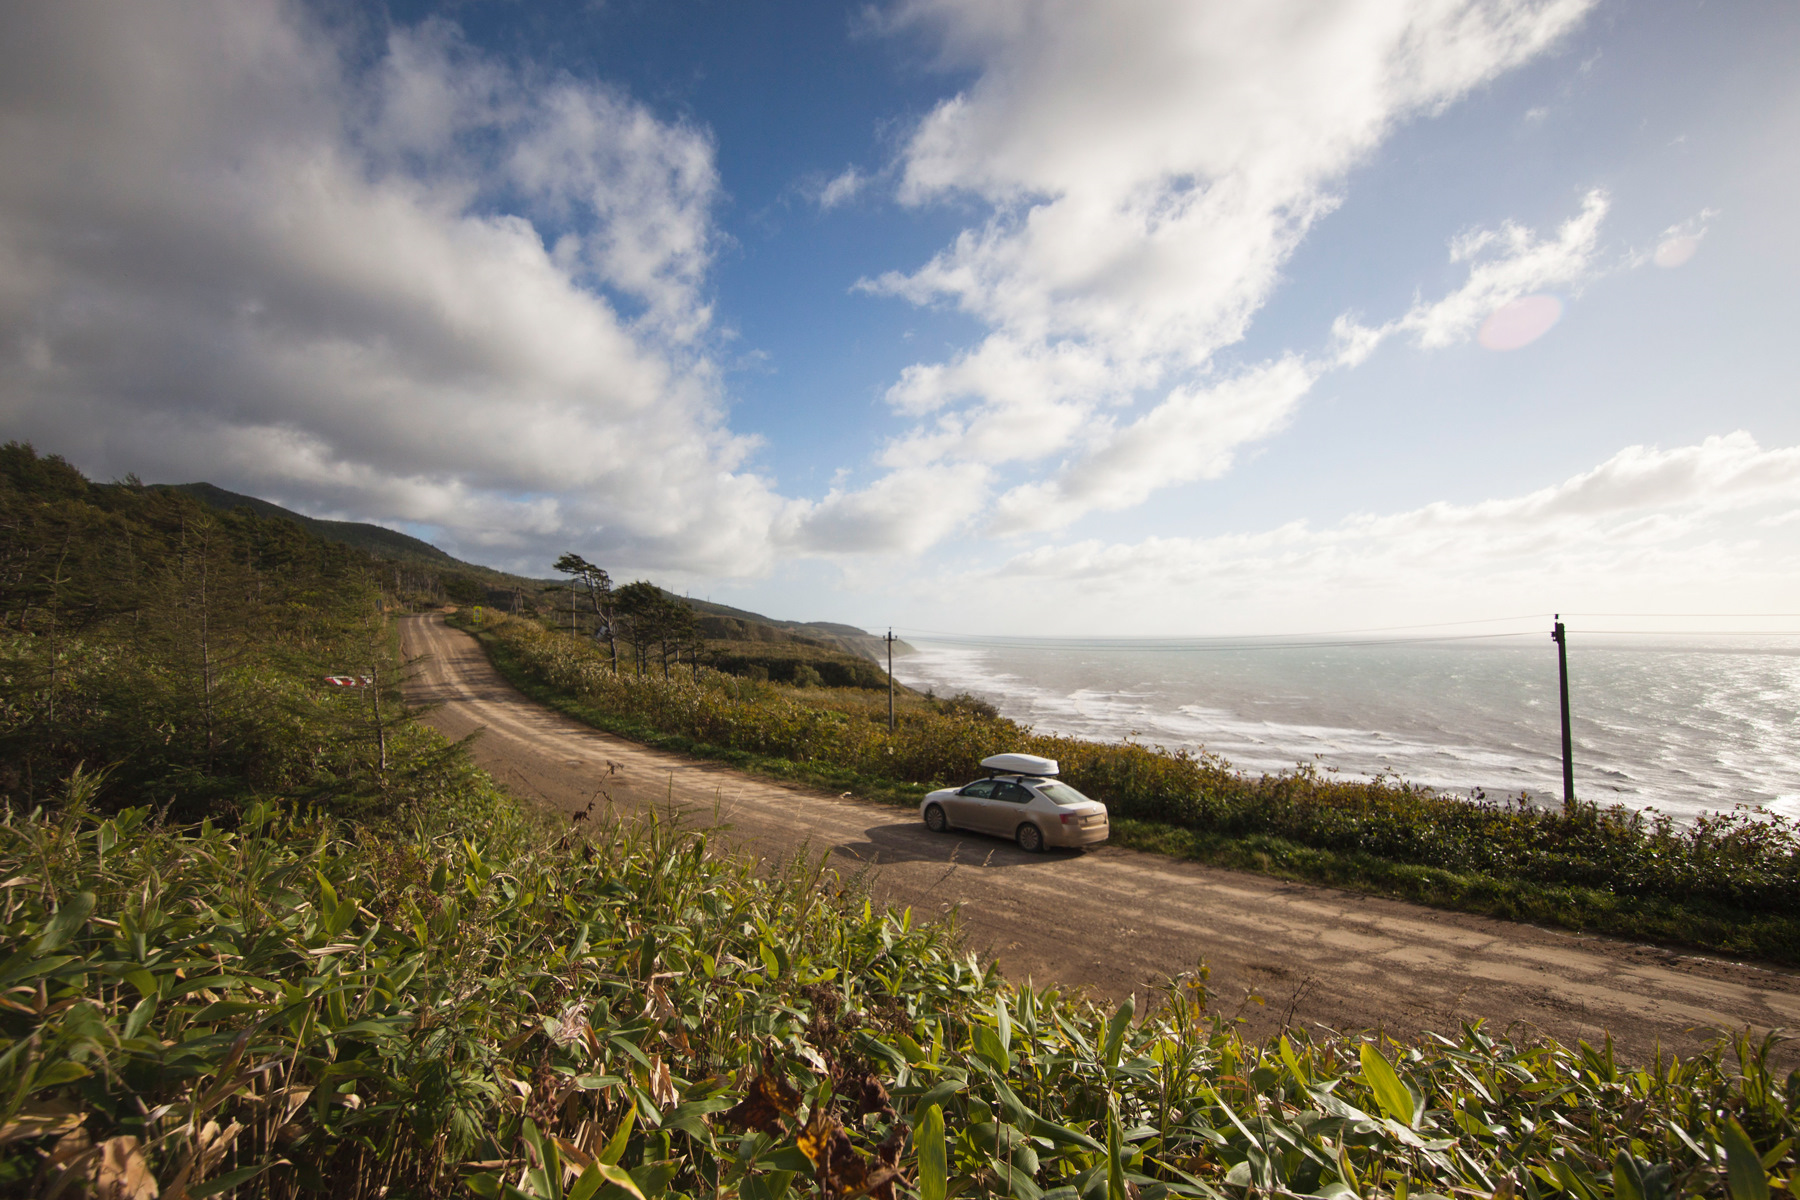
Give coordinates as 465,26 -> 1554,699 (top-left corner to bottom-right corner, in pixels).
1016,823 -> 1044,853
924,804 -> 949,832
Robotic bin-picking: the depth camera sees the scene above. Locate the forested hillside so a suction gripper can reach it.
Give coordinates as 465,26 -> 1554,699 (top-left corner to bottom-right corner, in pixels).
168,482 -> 461,567
0,443 -> 436,819
164,474 -> 904,668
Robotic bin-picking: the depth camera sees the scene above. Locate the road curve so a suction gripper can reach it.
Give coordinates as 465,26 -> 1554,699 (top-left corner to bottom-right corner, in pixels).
401,614 -> 1798,1062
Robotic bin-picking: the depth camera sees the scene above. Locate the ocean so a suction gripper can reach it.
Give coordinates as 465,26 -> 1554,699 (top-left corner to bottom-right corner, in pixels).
887,633 -> 1800,824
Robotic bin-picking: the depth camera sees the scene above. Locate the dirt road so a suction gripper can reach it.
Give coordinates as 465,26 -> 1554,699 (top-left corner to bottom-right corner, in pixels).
401,614 -> 1797,1062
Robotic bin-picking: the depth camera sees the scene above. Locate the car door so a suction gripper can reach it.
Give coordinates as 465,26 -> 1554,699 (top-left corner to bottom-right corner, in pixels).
944,779 -> 995,828
982,781 -> 1035,835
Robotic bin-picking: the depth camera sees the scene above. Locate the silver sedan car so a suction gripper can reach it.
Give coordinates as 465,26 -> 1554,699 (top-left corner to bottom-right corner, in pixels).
920,775 -> 1110,852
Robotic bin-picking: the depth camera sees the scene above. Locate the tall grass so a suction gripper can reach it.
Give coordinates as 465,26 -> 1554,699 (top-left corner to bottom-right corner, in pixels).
6,769 -> 1794,1200
471,614 -> 1800,963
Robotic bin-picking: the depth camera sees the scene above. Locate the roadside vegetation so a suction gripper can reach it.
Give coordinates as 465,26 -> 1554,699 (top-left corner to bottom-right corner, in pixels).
9,782 -> 1798,1199
5,446 -> 1797,1198
466,612 -> 1800,965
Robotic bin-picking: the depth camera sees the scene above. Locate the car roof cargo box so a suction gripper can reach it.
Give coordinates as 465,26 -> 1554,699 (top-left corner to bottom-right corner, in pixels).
980,753 -> 1059,777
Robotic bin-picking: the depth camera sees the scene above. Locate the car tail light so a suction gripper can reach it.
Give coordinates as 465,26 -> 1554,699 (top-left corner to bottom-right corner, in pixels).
1060,813 -> 1074,824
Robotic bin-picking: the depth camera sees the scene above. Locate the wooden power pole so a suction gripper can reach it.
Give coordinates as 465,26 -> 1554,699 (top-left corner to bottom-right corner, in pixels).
1551,614 -> 1574,808
886,628 -> 896,733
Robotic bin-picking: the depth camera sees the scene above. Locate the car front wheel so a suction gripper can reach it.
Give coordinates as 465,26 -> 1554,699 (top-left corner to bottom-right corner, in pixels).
1016,823 -> 1044,853
924,804 -> 949,832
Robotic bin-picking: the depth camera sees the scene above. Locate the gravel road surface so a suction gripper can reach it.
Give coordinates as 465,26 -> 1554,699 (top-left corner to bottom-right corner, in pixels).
402,614 -> 1797,1061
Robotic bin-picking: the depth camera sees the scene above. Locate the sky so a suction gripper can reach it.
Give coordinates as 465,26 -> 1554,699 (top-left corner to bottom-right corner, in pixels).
3,0 -> 1798,636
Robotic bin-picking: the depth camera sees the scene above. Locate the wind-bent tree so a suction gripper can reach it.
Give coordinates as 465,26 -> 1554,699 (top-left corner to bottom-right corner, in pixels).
553,552 -> 618,671
613,580 -> 661,678
610,582 -> 699,680
655,595 -> 698,680
681,605 -> 707,677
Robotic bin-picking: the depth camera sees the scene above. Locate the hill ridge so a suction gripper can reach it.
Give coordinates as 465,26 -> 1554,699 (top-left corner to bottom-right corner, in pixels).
166,480 -> 907,660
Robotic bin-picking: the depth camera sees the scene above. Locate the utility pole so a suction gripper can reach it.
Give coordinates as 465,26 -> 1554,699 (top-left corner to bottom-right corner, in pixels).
886,628 -> 896,733
368,667 -> 387,774
1551,614 -> 1574,809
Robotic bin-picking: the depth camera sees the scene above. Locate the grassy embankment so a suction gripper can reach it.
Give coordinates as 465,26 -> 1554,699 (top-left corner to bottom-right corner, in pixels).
6,445 -> 1798,1198
462,613 -> 1800,966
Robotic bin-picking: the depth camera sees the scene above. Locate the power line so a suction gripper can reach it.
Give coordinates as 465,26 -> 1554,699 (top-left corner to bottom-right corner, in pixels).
1568,612 -> 1800,619
897,613 -> 1552,641
1572,629 -> 1800,637
894,627 -> 1800,653
894,630 -> 1545,652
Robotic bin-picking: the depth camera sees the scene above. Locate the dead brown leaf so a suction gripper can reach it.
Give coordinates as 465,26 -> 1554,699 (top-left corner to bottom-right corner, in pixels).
95,1136 -> 160,1200
721,1068 -> 802,1136
648,1056 -> 678,1110
194,1120 -> 243,1176
851,1074 -> 894,1122
0,1099 -> 86,1146
39,1126 -> 98,1197
797,1110 -> 903,1200
642,982 -> 677,1023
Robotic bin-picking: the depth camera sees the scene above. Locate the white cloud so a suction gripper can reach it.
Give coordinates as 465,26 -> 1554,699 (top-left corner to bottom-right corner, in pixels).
1653,236 -> 1699,268
863,185 -> 1615,543
878,0 -> 1591,362
1331,189 -> 1608,361
976,433 -> 1800,632
777,462 -> 988,556
817,166 -> 868,210
988,357 -> 1317,534
0,0 -> 776,576
800,0 -> 1597,554
1398,189 -> 1606,348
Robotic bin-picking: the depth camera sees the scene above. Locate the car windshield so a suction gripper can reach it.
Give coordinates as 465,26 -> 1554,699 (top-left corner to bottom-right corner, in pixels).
1034,780 -> 1093,806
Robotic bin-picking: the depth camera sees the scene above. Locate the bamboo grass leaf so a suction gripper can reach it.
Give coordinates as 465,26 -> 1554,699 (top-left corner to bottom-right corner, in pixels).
38,892 -> 96,952
1103,997 -> 1134,1071
663,1095 -> 734,1140
1279,1035 -> 1309,1086
972,1023 -> 1012,1076
1723,1120 -> 1772,1200
1360,1044 -> 1416,1128
914,1078 -> 967,1111
600,1106 -> 639,1166
189,1161 -> 281,1197
1107,1099 -> 1127,1200
917,1103 -> 948,1200
569,1165 -> 608,1200
1613,1151 -> 1646,1200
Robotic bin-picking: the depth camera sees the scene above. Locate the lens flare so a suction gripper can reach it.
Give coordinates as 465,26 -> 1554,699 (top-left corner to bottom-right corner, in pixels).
1477,294 -> 1563,351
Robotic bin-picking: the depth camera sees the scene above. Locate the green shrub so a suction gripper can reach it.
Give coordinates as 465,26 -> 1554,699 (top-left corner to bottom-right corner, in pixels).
707,647 -> 887,690
936,692 -> 999,720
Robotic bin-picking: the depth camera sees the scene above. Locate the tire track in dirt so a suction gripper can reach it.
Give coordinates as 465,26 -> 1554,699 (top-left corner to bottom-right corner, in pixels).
402,614 -> 1798,1061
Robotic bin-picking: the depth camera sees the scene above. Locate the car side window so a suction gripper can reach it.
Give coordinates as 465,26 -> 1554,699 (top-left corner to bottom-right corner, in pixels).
995,782 -> 1031,803
959,780 -> 996,798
